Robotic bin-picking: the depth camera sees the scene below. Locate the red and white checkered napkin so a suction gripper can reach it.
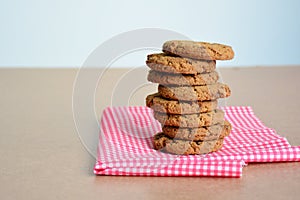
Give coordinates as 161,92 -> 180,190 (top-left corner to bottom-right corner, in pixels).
94,106 -> 300,177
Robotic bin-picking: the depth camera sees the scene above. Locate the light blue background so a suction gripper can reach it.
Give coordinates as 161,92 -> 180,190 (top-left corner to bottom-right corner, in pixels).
0,0 -> 299,67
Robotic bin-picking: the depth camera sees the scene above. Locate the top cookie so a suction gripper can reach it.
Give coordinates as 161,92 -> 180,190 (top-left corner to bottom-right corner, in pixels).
163,40 -> 234,60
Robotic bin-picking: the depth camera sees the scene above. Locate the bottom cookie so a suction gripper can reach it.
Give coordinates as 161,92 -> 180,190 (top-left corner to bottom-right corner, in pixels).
153,132 -> 224,155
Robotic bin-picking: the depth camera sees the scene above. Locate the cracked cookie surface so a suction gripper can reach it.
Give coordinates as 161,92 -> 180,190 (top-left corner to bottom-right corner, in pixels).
153,132 -> 224,155
153,109 -> 224,127
163,40 -> 234,60
146,53 -> 216,75
147,70 -> 219,86
146,93 -> 217,114
158,83 -> 231,101
162,120 -> 231,141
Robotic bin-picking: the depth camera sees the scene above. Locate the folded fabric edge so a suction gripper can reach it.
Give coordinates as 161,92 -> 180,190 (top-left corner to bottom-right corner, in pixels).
93,170 -> 243,178
96,145 -> 300,166
94,160 -> 245,178
241,146 -> 300,163
94,145 -> 300,176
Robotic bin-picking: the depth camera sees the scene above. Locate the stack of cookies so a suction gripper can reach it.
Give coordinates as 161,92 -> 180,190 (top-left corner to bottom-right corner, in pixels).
146,40 -> 234,155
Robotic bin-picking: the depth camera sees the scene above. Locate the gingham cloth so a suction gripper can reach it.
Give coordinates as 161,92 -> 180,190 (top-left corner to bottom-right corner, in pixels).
94,106 -> 300,177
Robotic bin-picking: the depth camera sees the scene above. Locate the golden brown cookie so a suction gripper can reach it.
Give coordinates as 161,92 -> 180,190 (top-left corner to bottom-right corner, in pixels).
147,70 -> 219,86
146,93 -> 217,114
153,109 -> 224,127
163,40 -> 234,60
162,120 -> 231,141
146,53 -> 216,75
153,132 -> 224,155
158,83 -> 231,101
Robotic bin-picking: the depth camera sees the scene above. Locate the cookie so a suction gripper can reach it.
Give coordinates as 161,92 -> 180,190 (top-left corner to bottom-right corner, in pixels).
153,109 -> 224,127
153,132 -> 224,155
146,53 -> 216,75
147,70 -> 219,86
163,40 -> 234,60
158,83 -> 231,101
162,120 -> 231,141
146,93 -> 217,114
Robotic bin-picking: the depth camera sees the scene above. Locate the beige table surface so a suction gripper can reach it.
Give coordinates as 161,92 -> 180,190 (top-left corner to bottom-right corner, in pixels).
0,67 -> 300,200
